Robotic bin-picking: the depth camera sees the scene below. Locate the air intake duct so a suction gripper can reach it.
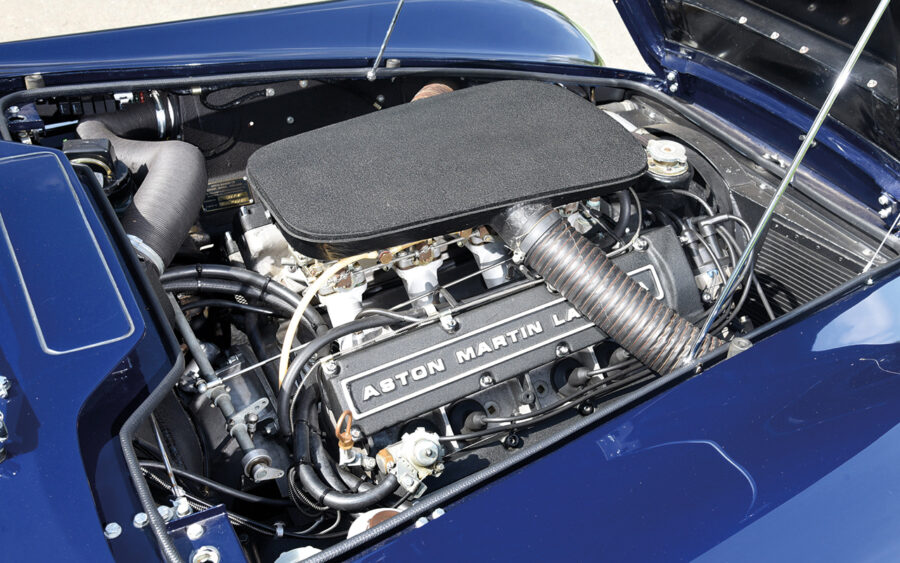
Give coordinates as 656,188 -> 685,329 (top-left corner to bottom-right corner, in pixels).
493,204 -> 722,374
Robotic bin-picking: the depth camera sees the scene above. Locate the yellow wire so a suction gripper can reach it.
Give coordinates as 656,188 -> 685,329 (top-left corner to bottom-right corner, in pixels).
277,242 -> 419,388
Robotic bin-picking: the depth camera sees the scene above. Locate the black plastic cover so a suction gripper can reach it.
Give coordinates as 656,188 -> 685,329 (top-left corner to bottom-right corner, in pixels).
247,80 -> 647,259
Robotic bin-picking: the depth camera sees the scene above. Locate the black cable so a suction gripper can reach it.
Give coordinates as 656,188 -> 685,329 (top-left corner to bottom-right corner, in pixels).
277,316 -> 397,436
181,298 -> 280,317
716,227 -> 776,321
139,461 -> 291,506
144,471 -> 345,539
200,88 -> 270,111
120,355 -> 186,563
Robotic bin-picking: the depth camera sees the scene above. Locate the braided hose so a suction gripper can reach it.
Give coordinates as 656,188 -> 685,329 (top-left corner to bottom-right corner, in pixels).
493,204 -> 721,374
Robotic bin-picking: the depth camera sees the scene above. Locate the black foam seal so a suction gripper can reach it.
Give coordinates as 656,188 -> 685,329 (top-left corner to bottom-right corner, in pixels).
247,80 -> 647,259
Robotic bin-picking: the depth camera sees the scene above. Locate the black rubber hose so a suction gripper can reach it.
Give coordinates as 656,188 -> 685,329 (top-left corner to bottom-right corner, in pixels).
277,316 -> 396,436
304,397 -> 349,493
291,389 -> 397,511
119,355 -> 186,563
612,189 -> 632,239
296,464 -> 398,513
161,265 -> 328,335
77,118 -> 205,269
78,98 -> 175,140
493,204 -> 722,374
139,461 -> 291,506
181,299 -> 279,317
161,278 -> 296,316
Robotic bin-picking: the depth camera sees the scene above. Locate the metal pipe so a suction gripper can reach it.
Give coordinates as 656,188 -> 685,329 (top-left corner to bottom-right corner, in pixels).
688,0 -> 894,360
366,0 -> 405,81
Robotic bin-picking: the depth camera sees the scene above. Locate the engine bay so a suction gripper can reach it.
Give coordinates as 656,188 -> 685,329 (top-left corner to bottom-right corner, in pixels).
8,74 -> 896,561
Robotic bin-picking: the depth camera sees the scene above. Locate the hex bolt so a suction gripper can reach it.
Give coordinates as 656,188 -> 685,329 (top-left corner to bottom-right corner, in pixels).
174,497 -> 192,518
157,505 -> 174,522
299,79 -> 309,88
363,456 -> 377,471
350,426 -> 363,441
186,523 -> 205,541
668,83 -> 679,93
133,512 -> 149,529
878,194 -> 891,206
633,237 -> 649,251
479,373 -> 494,387
414,516 -> 429,528
104,522 -> 123,539
432,508 -> 446,519
867,79 -> 878,88
555,343 -> 570,357
322,360 -> 338,376
666,71 -> 677,81
0,376 -> 9,399
737,16 -> 747,24
401,475 -> 415,488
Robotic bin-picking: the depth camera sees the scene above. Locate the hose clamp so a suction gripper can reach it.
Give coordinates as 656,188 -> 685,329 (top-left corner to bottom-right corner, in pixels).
128,234 -> 165,273
150,90 -> 167,139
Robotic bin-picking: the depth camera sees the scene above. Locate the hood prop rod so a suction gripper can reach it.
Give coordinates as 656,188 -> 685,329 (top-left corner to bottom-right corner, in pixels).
688,0 -> 893,361
367,0 -> 405,81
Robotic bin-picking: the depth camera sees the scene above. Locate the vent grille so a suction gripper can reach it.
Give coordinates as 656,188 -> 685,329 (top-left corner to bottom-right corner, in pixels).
750,227 -> 857,320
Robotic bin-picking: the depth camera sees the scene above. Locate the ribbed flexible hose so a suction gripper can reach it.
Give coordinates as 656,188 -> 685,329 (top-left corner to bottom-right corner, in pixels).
77,116 -> 205,269
493,204 -> 721,373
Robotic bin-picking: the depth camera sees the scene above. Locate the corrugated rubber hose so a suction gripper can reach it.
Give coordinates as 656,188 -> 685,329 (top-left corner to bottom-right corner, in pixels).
77,107 -> 206,270
493,203 -> 722,374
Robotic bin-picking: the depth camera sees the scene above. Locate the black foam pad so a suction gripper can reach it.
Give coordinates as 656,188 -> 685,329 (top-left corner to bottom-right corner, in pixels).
247,80 -> 646,259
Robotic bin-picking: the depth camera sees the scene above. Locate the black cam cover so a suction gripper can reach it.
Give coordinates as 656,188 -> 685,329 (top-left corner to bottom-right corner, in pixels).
247,80 -> 647,259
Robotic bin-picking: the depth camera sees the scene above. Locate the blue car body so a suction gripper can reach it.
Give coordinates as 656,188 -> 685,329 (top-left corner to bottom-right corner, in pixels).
0,1 -> 898,561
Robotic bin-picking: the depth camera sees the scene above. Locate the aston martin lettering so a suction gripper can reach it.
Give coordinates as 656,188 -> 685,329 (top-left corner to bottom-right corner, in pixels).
454,321 -> 544,364
361,359 -> 447,401
341,295 -> 602,417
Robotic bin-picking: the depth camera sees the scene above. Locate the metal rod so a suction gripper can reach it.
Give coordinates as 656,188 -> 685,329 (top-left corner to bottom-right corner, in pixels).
366,0 -> 405,81
688,0 -> 893,360
150,413 -> 186,499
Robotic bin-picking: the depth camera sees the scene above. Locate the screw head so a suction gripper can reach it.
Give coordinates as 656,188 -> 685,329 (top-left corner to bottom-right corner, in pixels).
186,523 -> 205,541
8,106 -> 19,114
286,116 -> 295,124
668,83 -> 679,93
769,31 -> 780,39
666,71 -> 677,81
479,373 -> 494,387
350,426 -> 363,441
104,522 -> 122,539
0,376 -> 9,399
737,16 -> 748,24
401,474 -> 415,488
299,79 -> 309,88
799,45 -> 809,54
133,512 -> 149,528
555,343 -> 570,357
322,360 -> 338,375
867,79 -> 878,89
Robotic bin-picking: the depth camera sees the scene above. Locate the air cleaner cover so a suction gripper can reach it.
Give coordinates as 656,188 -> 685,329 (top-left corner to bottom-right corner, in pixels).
247,80 -> 646,259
